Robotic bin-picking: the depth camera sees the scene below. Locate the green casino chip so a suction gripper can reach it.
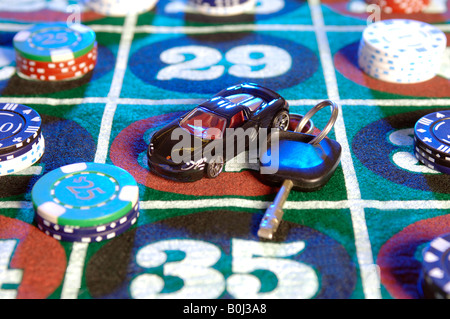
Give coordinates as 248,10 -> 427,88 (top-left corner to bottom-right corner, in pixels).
13,22 -> 96,62
31,162 -> 139,227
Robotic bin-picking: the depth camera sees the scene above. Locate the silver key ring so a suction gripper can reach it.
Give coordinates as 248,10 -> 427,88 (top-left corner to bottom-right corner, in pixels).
294,100 -> 339,145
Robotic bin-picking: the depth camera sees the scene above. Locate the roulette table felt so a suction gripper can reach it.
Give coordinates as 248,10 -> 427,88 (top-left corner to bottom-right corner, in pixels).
0,0 -> 449,302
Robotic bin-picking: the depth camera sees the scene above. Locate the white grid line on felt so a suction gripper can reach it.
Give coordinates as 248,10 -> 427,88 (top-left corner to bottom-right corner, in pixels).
59,12 -> 139,300
308,0 -> 380,299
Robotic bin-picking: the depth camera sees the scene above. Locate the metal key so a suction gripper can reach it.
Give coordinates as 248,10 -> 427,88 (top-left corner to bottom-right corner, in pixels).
257,100 -> 341,240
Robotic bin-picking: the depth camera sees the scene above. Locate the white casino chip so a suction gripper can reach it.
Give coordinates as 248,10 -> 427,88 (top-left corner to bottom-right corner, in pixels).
361,19 -> 446,58
84,0 -> 158,16
358,19 -> 447,84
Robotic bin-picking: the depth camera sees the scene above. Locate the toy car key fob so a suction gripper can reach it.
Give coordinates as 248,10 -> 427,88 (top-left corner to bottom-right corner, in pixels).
259,131 -> 342,192
258,100 -> 341,240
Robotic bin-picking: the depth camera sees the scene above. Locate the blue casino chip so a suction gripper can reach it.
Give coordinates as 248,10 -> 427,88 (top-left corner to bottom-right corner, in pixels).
0,103 -> 42,155
414,147 -> 450,175
34,199 -> 139,237
0,132 -> 43,162
13,22 -> 96,62
414,110 -> 450,158
352,110 -> 450,194
414,143 -> 450,169
0,133 -> 45,176
421,233 -> 450,299
36,203 -> 140,243
31,162 -> 139,227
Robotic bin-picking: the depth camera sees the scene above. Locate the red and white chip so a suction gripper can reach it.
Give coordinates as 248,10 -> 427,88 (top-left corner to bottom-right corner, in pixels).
15,43 -> 97,81
17,62 -> 96,81
366,0 -> 430,14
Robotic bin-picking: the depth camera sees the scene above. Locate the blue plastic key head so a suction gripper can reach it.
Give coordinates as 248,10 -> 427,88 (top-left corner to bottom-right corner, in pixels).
260,130 -> 341,192
257,100 -> 341,240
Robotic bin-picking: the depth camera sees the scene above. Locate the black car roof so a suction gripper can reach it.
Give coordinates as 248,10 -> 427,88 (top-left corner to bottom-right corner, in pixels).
198,83 -> 284,119
215,83 -> 282,101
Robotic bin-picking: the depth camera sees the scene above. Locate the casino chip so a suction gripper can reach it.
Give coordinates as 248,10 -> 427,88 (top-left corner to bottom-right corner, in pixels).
13,23 -> 97,82
0,103 -> 42,155
357,19 -> 447,84
420,233 -> 450,299
15,43 -> 97,82
84,0 -> 158,16
187,0 -> 256,16
35,200 -> 139,237
365,0 -> 430,14
37,203 -> 140,243
414,147 -> 450,174
31,162 -> 140,243
413,110 -> 450,174
0,103 -> 44,175
415,144 -> 450,169
0,134 -> 45,176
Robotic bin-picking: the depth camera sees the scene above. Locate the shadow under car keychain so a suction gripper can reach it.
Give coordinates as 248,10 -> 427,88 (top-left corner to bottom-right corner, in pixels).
257,100 -> 342,240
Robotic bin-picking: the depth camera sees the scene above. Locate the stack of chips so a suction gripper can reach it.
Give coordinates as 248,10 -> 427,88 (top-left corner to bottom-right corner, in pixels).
187,0 -> 256,16
84,0 -> 158,16
13,22 -> 97,82
365,0 -> 430,14
413,110 -> 450,174
31,162 -> 140,243
357,19 -> 447,84
0,103 -> 44,176
420,233 -> 450,299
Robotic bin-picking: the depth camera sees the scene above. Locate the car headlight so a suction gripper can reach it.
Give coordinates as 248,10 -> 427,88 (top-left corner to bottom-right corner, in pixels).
148,143 -> 154,156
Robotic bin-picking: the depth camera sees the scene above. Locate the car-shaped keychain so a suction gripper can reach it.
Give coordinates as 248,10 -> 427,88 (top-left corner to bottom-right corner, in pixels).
147,83 -> 291,182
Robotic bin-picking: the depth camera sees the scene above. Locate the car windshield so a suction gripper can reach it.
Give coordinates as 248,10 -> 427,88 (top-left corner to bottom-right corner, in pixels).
180,108 -> 227,140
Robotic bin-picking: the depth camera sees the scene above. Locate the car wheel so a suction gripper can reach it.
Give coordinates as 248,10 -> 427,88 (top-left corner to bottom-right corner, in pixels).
271,110 -> 290,131
205,156 -> 224,178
